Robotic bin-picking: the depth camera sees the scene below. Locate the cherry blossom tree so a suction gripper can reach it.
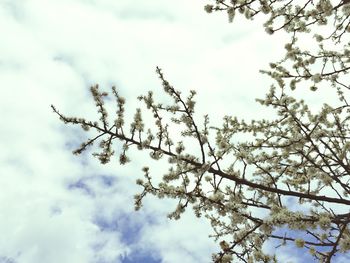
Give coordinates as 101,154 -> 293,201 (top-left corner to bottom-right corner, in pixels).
52,1 -> 350,262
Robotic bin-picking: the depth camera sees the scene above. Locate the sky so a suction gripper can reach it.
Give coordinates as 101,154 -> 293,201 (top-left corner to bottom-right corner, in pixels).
1,1 -> 348,263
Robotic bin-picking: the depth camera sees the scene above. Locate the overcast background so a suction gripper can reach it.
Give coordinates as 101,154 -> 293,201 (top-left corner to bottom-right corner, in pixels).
1,1 -> 344,263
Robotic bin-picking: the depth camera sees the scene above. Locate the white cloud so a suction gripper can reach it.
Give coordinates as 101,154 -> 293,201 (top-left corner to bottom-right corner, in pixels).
0,0 -> 325,262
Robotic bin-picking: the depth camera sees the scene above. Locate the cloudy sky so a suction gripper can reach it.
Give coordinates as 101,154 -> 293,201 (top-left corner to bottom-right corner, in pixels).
2,1 -> 346,263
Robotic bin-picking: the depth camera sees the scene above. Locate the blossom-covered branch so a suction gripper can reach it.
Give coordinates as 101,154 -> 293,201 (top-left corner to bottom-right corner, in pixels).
52,67 -> 350,262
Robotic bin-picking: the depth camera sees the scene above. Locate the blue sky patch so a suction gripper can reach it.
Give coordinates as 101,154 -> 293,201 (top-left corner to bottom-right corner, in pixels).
93,213 -> 143,245
68,178 -> 95,197
0,256 -> 17,263
120,251 -> 162,263
68,174 -> 117,197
